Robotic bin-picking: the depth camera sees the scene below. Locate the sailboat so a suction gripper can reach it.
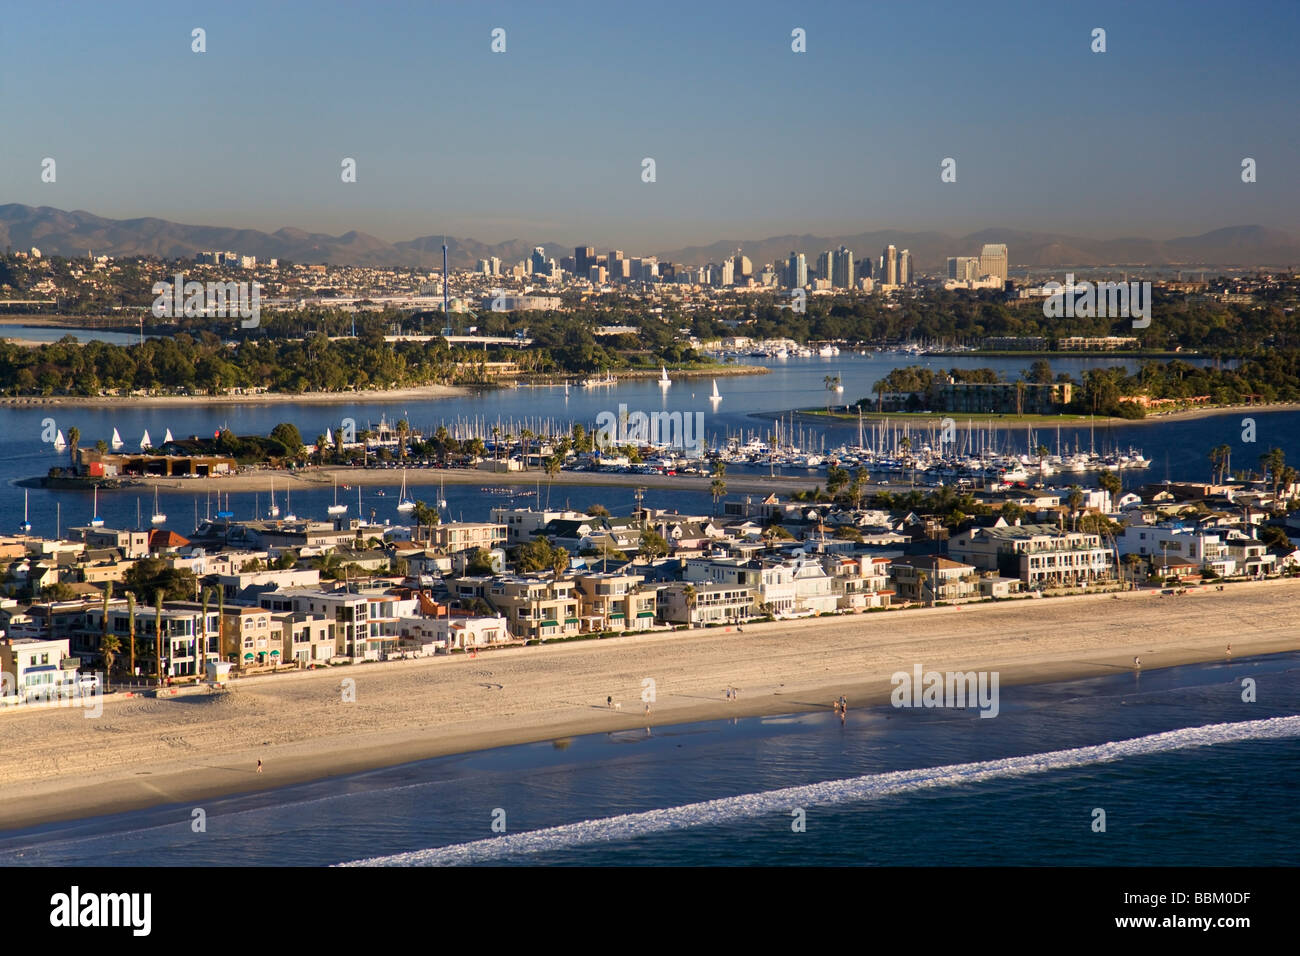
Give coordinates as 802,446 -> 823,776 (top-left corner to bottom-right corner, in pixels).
268,478 -> 280,518
90,486 -> 104,527
20,490 -> 31,533
659,366 -> 671,389
53,430 -> 67,452
140,429 -> 153,451
397,468 -> 416,512
710,379 -> 721,403
437,474 -> 447,511
150,486 -> 166,525
163,428 -> 174,445
283,484 -> 297,521
328,477 -> 348,515
110,428 -> 124,451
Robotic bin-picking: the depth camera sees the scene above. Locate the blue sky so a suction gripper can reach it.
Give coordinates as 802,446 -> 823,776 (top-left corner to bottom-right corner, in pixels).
2,0 -> 1296,249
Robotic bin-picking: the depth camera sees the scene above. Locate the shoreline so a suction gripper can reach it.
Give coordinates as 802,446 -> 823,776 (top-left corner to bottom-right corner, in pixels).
0,384 -> 474,408
786,401 -> 1300,428
0,579 -> 1295,832
128,465 -> 815,495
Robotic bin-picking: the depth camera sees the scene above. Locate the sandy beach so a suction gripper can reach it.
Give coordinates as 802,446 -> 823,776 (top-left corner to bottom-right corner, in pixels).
134,464 -> 817,496
0,579 -> 1295,831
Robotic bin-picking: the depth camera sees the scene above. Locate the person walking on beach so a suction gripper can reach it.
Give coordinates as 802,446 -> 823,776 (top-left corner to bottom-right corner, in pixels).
256,759 -> 263,774
607,695 -> 613,709
644,702 -> 652,717
1133,656 -> 1142,669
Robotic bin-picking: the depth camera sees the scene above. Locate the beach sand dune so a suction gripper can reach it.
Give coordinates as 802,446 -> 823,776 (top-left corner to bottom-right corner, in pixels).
0,580 -> 1295,830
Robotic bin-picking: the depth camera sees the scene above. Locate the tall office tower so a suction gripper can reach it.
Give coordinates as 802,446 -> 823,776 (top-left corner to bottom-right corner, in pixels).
833,246 -> 855,289
530,246 -> 548,276
607,250 -> 624,277
899,249 -> 912,285
575,246 -> 594,275
858,255 -> 871,280
736,254 -> 753,279
882,245 -> 898,286
787,251 -> 808,288
719,258 -> 735,287
589,265 -> 607,284
816,251 -> 834,283
980,243 -> 1008,284
477,259 -> 491,275
947,257 -> 960,280
488,256 -> 501,276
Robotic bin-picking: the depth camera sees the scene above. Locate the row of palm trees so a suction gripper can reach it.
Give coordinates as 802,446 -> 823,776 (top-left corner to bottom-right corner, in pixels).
98,583 -> 226,688
1208,444 -> 1295,504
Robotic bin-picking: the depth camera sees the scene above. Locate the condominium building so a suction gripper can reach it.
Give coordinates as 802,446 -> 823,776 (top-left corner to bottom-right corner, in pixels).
950,524 -> 1115,589
572,570 -> 658,632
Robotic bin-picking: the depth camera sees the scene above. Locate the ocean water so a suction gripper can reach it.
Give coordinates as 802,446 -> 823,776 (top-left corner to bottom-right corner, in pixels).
2,652 -> 1296,867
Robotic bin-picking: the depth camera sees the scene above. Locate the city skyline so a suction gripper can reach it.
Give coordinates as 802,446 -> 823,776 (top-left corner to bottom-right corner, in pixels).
2,0 -> 1297,247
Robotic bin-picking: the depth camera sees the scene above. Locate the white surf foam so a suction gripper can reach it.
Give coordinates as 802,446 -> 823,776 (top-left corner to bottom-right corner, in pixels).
339,715 -> 1300,867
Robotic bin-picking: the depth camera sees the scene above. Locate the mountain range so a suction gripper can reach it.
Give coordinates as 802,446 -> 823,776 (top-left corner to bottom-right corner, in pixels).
2,204 -> 1296,272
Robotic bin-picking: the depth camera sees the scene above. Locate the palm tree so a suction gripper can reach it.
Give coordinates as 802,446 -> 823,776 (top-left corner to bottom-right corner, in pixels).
1068,485 -> 1085,531
126,591 -> 136,681
710,478 -> 726,516
101,580 -> 112,651
520,428 -> 534,469
154,588 -> 165,683
201,586 -> 215,678
101,635 -> 121,690
1098,470 -> 1122,503
1208,445 -> 1224,484
1122,553 -> 1143,588
411,501 -> 438,544
315,433 -> 328,466
543,454 -> 561,508
917,570 -> 930,607
67,425 -> 80,468
823,375 -> 841,412
396,419 -> 410,459
682,584 -> 697,627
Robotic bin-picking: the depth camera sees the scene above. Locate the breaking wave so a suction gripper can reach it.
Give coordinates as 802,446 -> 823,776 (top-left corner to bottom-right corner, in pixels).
340,715 -> 1300,866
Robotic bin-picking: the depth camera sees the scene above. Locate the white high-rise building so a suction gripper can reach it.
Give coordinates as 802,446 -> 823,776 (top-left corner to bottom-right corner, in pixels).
833,246 -> 855,289
881,245 -> 898,286
787,252 -> 807,288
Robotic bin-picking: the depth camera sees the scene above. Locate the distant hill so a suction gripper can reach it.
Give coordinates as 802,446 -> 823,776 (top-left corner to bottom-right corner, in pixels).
2,204 -> 1296,271
655,226 -> 1300,271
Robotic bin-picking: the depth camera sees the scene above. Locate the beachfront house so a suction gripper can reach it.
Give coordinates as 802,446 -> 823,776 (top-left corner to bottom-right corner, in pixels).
395,614 -> 511,653
0,637 -> 81,702
949,524 -> 1116,590
657,581 -> 755,626
889,556 -> 980,604
272,611 -> 336,665
821,554 -> 894,610
572,569 -> 658,633
480,574 -> 581,641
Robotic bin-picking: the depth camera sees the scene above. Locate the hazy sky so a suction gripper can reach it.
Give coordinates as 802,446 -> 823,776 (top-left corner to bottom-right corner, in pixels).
3,0 -> 1297,249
